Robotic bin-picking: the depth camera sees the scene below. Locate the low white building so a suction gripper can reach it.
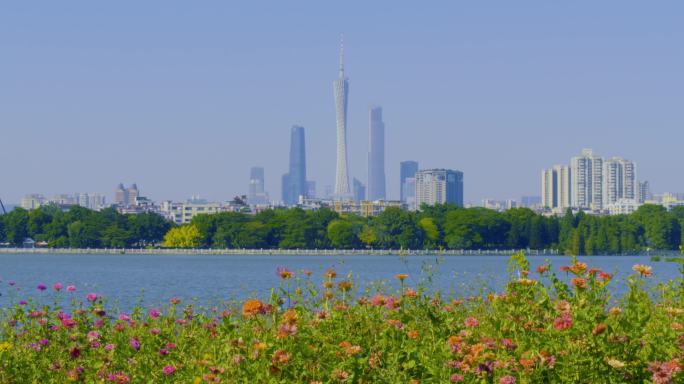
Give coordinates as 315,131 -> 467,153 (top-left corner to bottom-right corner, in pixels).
606,198 -> 641,215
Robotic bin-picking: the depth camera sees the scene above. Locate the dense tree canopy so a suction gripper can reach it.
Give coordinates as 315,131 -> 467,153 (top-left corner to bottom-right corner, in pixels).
0,204 -> 682,254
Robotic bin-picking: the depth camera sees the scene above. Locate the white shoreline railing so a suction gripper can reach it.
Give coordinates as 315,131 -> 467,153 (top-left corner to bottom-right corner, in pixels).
0,247 -> 560,256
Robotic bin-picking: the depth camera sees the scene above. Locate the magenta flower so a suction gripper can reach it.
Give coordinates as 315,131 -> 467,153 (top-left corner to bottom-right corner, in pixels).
86,293 -> 98,302
69,347 -> 81,359
118,313 -> 131,321
104,343 -> 115,351
66,285 -> 76,292
87,331 -> 101,341
37,283 -> 47,291
150,328 -> 161,335
149,309 -> 161,319
159,348 -> 169,356
53,282 -> 63,291
129,337 -> 140,351
8,280 -> 16,286
162,365 -> 176,376
19,300 -> 27,306
39,338 -> 50,346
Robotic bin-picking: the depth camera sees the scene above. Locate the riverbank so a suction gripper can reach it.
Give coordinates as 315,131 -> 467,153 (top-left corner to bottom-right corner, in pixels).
0,247 -> 561,256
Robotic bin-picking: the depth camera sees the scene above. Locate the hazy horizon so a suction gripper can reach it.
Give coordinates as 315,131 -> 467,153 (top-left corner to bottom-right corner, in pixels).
1,2 -> 683,205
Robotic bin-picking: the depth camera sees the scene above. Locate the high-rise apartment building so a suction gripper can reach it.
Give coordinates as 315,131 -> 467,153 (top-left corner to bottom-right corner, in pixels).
541,165 -> 572,212
115,183 -> 127,206
400,161 -> 419,202
638,181 -> 651,203
281,125 -> 307,206
333,38 -> 351,198
367,106 -> 386,201
602,157 -> 637,206
353,178 -> 366,202
306,181 -> 316,199
126,184 -> 139,207
403,177 -> 417,211
571,149 -> 604,210
415,169 -> 464,207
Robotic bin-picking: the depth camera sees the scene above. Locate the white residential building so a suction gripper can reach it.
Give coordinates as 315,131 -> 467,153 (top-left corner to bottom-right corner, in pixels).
571,149 -> 604,210
541,165 -> 572,213
603,157 -> 637,206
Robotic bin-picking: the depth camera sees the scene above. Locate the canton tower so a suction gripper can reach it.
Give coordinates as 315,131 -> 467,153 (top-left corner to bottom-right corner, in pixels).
333,36 -> 351,198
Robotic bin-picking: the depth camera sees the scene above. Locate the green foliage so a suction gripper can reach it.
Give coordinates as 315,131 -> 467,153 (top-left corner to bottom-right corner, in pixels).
2,257 -> 683,382
162,225 -> 202,248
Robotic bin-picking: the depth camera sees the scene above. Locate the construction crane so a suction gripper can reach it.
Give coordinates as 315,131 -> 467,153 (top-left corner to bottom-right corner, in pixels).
0,198 -> 6,214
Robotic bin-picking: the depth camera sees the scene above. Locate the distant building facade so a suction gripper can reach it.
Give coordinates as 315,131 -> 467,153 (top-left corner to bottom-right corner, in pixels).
541,165 -> 572,212
571,149 -> 604,210
367,106 -> 386,201
115,183 -> 139,207
603,157 -> 636,206
415,169 -> 464,207
248,167 -> 269,205
353,178 -> 366,202
281,125 -> 307,205
400,161 -> 418,203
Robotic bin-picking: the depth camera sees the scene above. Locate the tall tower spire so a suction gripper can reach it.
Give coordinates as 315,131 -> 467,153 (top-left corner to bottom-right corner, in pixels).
333,35 -> 351,198
338,34 -> 345,77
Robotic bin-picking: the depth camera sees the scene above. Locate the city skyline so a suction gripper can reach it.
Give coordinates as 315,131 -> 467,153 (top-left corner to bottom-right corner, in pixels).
2,2 -> 683,204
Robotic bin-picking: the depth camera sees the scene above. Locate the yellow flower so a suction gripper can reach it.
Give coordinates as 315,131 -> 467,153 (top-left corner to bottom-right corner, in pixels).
0,342 -> 12,352
606,358 -> 625,369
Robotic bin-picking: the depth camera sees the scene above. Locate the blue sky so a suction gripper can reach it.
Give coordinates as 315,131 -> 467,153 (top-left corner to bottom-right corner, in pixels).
1,1 -> 683,204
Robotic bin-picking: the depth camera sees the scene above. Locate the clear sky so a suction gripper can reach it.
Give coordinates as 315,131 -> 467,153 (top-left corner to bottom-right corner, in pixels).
1,1 -> 683,205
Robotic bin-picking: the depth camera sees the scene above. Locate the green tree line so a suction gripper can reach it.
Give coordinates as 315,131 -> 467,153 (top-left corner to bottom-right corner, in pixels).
1,204 -> 683,254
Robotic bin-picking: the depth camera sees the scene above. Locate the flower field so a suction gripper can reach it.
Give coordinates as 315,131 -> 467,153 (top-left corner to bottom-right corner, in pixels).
1,253 -> 684,383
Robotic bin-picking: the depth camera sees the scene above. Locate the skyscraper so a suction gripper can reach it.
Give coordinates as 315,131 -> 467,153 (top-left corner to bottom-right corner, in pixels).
367,106 -> 386,201
541,165 -> 572,211
603,157 -> 637,206
281,125 -> 307,206
571,149 -> 604,210
249,167 -> 269,205
353,178 -> 366,202
333,37 -> 351,198
638,181 -> 651,203
126,184 -> 139,206
415,169 -> 464,207
400,161 -> 419,202
115,183 -> 127,206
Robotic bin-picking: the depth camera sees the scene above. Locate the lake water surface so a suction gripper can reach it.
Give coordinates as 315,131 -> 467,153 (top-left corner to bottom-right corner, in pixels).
0,253 -> 680,310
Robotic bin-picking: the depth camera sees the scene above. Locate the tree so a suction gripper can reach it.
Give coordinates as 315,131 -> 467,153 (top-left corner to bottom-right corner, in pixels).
418,217 -> 439,249
68,220 -> 100,248
358,225 -> 377,248
4,208 -> 29,246
373,207 -> 423,249
128,212 -> 172,246
162,225 -> 202,248
327,219 -> 358,249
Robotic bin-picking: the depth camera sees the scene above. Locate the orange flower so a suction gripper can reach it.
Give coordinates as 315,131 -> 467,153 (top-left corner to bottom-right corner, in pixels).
242,299 -> 265,317
403,288 -> 418,298
325,269 -> 337,279
592,323 -> 608,336
571,277 -> 587,289
271,349 -> 291,366
337,281 -> 353,292
569,262 -> 588,274
632,264 -> 652,277
395,274 -> 409,281
407,330 -> 420,339
536,265 -> 549,274
282,309 -> 298,325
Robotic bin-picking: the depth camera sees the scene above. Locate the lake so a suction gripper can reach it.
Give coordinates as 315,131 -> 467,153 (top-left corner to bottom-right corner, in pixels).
0,253 -> 680,311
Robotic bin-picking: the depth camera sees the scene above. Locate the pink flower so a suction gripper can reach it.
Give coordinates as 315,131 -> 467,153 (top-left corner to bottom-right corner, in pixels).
450,374 -> 465,382
464,317 -> 479,328
166,342 -> 177,349
150,328 -> 161,335
61,318 -> 77,329
553,313 -> 573,331
87,331 -> 101,341
118,313 -> 131,321
104,343 -> 115,351
53,283 -> 63,291
149,309 -> 161,319
162,365 -> 176,376
129,337 -> 140,351
86,293 -> 98,302
500,376 -> 516,384
66,285 -> 76,292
